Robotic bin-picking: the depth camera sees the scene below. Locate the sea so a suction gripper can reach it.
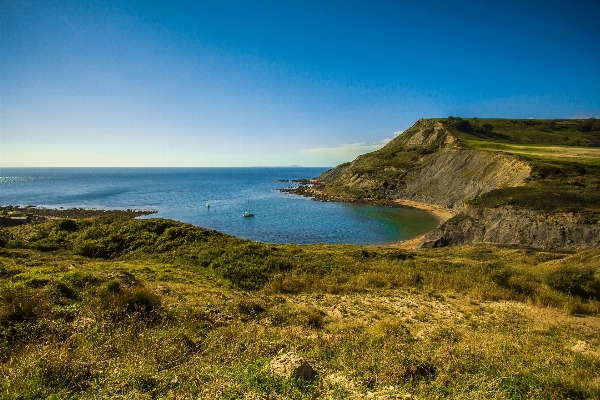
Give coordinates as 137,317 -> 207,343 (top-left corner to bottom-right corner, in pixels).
0,167 -> 439,245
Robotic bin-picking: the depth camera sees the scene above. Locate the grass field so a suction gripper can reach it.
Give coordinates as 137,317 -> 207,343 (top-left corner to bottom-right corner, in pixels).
460,140 -> 600,166
441,117 -> 600,148
2,216 -> 600,398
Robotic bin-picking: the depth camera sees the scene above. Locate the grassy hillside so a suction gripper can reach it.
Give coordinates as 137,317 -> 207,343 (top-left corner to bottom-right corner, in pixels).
312,119 -> 456,200
2,216 -> 600,398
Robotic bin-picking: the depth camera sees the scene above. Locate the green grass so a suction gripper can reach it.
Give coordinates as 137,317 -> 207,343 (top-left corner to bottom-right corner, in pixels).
460,140 -> 600,166
1,217 -> 600,398
440,117 -> 600,148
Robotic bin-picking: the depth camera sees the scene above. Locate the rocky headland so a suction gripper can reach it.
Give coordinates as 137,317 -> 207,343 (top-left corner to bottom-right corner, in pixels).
286,118 -> 600,250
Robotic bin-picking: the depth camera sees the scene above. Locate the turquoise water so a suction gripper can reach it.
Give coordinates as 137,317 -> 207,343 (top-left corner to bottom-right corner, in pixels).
0,168 -> 439,245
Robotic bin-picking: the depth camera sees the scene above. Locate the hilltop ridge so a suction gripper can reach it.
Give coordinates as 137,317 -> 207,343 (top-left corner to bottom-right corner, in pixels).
312,119 -> 532,209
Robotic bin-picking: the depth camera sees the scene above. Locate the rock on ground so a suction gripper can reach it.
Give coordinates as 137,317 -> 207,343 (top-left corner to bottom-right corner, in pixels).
269,351 -> 317,380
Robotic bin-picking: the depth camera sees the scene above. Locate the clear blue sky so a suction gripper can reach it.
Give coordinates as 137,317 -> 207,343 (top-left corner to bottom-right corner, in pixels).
2,0 -> 599,167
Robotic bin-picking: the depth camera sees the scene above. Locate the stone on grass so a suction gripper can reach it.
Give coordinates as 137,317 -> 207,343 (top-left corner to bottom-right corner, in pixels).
402,362 -> 437,381
269,351 -> 317,380
571,340 -> 591,353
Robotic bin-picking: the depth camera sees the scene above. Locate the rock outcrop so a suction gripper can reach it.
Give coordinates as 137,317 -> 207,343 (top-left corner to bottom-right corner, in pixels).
420,205 -> 600,251
269,351 -> 317,380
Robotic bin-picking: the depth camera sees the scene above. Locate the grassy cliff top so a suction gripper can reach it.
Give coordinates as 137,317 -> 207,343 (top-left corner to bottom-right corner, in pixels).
439,117 -> 600,148
1,216 -> 600,398
440,117 -> 600,167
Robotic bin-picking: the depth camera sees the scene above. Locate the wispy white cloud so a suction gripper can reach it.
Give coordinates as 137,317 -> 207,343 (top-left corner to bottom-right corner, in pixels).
300,134 -> 397,165
302,142 -> 383,156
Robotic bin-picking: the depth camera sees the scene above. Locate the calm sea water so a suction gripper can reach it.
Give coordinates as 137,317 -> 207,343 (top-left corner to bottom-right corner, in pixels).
0,168 -> 439,245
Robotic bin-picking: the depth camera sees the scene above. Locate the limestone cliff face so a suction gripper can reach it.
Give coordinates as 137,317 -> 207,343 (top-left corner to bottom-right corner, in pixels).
420,205 -> 600,251
395,150 -> 531,210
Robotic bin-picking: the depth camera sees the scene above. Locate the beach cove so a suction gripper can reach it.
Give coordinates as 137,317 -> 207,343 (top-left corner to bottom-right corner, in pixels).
0,167 -> 440,245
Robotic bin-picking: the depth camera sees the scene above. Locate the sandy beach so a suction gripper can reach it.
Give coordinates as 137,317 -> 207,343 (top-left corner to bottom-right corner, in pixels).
393,199 -> 455,223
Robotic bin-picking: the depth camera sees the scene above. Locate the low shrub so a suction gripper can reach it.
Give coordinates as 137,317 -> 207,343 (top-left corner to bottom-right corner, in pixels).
297,306 -> 326,329
61,271 -> 102,289
491,267 -> 538,295
99,284 -> 162,321
267,275 -> 311,294
56,219 -> 78,232
0,286 -> 52,325
545,265 -> 599,298
237,298 -> 266,319
0,230 -> 11,248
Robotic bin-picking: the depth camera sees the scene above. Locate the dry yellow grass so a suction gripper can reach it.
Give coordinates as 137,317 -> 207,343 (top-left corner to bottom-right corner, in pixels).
464,141 -> 600,165
1,217 -> 600,398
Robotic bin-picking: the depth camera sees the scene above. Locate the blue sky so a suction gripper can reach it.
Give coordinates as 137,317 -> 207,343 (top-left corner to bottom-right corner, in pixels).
2,0 -> 599,167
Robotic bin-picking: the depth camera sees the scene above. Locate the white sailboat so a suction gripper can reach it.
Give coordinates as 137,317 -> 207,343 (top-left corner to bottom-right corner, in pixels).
242,202 -> 254,217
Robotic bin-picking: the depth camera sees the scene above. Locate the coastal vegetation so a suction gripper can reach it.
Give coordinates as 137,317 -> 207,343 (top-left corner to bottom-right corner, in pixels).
1,215 -> 600,398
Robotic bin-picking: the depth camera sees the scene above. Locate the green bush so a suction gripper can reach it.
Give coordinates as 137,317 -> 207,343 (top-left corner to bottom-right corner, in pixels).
0,230 -> 11,247
61,271 -> 101,289
0,286 -> 52,325
56,219 -> 78,232
99,285 -> 162,321
545,265 -> 599,298
120,287 -> 161,316
210,244 -> 296,290
489,266 -> 538,295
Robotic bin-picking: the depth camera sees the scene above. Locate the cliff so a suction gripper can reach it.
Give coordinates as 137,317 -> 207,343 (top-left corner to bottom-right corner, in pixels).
420,205 -> 600,251
314,119 -> 531,209
308,118 -> 600,250
395,149 -> 531,210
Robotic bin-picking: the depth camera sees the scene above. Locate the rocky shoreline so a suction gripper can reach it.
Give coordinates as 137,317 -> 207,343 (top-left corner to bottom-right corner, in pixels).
0,206 -> 157,226
280,184 -> 402,208
279,179 -> 408,208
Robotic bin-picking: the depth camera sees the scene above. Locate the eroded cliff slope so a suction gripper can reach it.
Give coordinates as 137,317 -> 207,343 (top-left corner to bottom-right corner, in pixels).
420,205 -> 600,250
